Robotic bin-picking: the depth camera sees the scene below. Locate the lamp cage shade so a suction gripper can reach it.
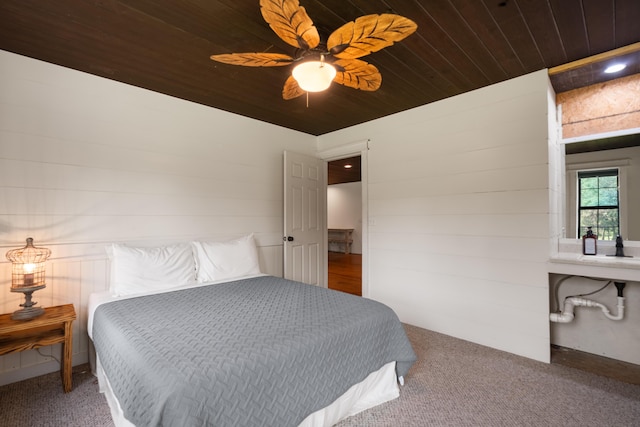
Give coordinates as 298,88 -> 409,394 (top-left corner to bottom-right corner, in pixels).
6,238 -> 51,290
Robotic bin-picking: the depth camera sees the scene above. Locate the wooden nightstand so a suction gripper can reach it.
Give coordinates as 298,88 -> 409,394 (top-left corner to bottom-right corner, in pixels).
0,304 -> 76,392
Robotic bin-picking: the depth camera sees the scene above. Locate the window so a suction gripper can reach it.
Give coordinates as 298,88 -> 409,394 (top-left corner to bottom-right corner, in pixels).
577,169 -> 619,240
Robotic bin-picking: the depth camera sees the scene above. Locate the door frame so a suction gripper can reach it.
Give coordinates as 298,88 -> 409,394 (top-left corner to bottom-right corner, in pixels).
318,140 -> 369,296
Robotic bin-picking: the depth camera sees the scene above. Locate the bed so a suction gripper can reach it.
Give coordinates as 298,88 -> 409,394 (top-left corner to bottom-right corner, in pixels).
87,236 -> 416,427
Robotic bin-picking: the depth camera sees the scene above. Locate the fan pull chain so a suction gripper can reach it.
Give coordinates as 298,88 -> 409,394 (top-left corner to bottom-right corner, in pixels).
306,92 -> 309,108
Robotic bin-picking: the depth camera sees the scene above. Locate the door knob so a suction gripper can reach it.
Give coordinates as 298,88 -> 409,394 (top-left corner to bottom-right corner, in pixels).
283,236 -> 294,241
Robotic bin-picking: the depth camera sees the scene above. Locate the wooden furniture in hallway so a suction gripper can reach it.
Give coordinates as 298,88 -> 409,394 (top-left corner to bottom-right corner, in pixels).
328,228 -> 354,254
328,252 -> 361,296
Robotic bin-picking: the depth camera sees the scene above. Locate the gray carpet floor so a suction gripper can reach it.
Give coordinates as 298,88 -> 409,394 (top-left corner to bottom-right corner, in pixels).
1,324 -> 639,426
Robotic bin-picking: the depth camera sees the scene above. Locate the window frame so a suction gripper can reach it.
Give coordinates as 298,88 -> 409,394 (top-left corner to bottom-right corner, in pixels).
565,159 -> 629,241
576,168 -> 620,240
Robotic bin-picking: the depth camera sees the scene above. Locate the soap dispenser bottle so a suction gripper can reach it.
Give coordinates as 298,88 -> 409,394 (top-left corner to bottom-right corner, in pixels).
582,227 -> 597,255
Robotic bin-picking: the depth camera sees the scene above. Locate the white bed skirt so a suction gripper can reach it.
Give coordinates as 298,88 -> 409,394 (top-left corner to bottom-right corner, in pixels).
95,356 -> 399,427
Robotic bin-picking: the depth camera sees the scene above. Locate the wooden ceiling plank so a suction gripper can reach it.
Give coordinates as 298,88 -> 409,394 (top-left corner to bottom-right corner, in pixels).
408,0 -> 509,83
515,0 -> 568,67
548,0 -> 591,61
114,0 -> 264,47
386,1 -> 492,89
581,0 -> 616,54
615,0 -> 640,47
370,46 -> 467,101
449,0 -> 526,77
300,0 -> 370,29
323,0 -> 391,18
481,0 -> 545,72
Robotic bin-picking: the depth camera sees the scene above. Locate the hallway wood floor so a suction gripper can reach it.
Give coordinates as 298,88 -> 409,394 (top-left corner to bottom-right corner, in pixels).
328,252 -> 361,296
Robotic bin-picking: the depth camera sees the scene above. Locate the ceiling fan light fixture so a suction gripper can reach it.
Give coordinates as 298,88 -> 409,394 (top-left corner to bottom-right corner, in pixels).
210,3 -> 417,100
292,60 -> 337,92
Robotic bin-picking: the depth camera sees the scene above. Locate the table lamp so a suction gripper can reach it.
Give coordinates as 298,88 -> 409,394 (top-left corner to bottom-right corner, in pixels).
6,238 -> 51,320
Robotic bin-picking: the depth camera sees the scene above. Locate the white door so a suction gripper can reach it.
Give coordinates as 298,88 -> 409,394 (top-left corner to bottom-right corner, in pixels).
283,151 -> 326,285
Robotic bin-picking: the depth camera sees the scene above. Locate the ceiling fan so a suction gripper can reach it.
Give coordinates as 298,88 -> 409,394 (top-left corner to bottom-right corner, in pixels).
210,0 -> 418,100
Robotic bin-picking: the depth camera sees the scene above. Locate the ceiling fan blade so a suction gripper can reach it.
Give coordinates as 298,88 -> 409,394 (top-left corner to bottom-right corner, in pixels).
333,59 -> 381,91
328,14 -> 418,59
210,52 -> 294,67
282,75 -> 306,99
260,0 -> 320,50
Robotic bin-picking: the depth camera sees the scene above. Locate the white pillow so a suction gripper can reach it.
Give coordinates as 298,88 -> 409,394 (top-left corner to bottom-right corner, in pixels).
107,243 -> 196,296
192,234 -> 261,282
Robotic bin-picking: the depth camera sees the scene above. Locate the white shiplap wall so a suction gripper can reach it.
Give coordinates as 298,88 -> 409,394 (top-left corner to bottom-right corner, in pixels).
318,70 -> 554,362
0,50 -> 316,384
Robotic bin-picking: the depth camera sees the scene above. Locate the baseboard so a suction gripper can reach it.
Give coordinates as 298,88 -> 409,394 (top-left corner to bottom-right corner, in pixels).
0,351 -> 89,387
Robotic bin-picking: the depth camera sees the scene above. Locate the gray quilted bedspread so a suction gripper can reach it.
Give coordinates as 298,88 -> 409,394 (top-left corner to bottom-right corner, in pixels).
92,276 -> 416,427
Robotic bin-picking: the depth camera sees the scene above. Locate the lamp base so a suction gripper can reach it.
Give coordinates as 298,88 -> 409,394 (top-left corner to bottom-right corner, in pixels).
12,305 -> 45,320
10,285 -> 46,321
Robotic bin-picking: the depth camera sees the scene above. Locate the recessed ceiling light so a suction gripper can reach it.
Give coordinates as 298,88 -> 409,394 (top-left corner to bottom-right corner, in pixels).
604,63 -> 626,73
344,164 -> 353,169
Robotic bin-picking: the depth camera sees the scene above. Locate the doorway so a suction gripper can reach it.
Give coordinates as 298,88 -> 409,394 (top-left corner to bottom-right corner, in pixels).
327,156 -> 362,296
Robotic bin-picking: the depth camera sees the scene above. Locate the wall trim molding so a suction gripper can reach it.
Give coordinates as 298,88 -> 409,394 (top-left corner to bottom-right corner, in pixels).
561,127 -> 640,145
317,139 -> 369,160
